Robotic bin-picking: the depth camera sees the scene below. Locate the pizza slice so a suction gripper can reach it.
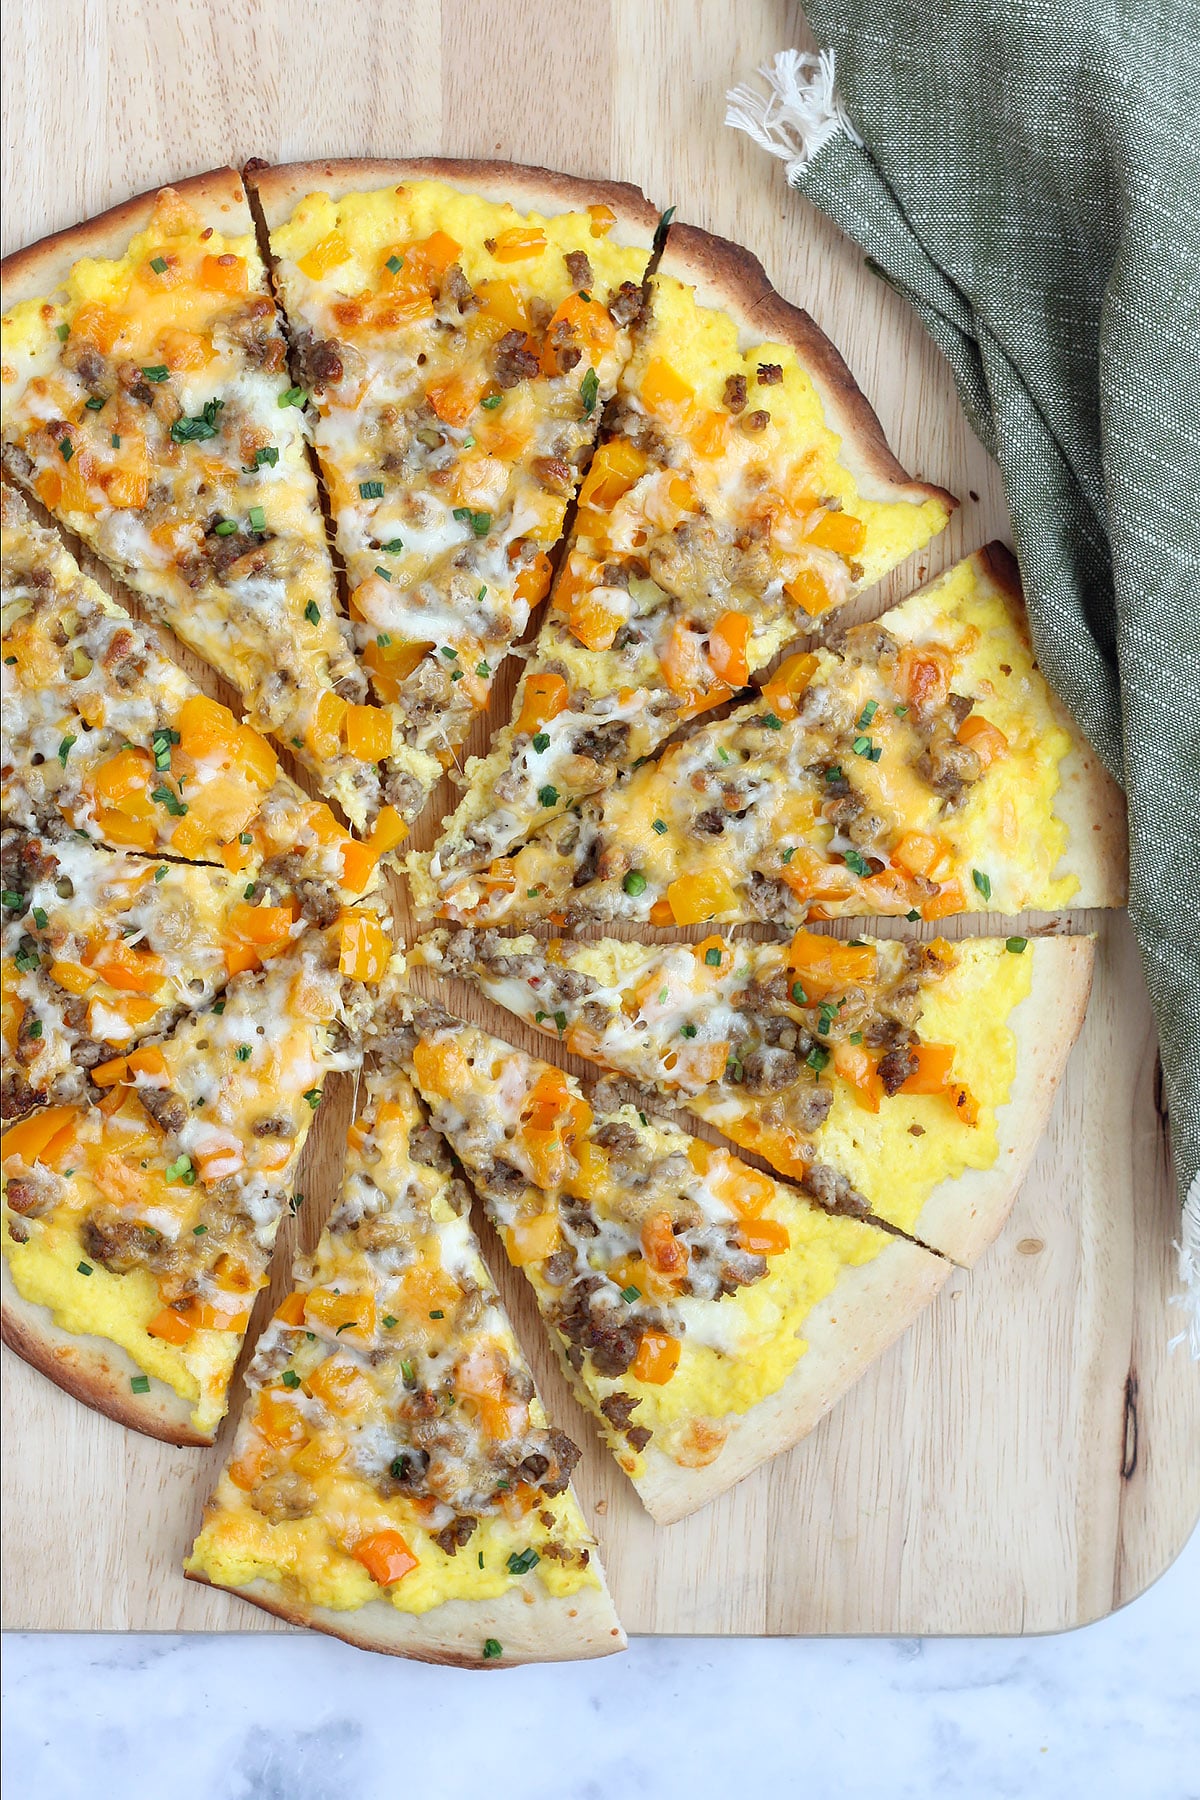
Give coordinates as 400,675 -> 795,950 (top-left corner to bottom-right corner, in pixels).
417,546 -> 1126,928
400,1000 -> 946,1522
1,486 -> 404,892
417,926 -> 1094,1265
1,825 -> 394,1121
251,158 -> 658,815
0,172 -> 401,830
0,909 -> 401,1443
186,1053 -> 623,1664
413,223 -> 955,896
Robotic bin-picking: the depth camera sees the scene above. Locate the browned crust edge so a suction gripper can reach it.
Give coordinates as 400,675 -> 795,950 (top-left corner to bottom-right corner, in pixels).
1,168 -> 252,307
1,1265 -> 211,1446
184,1567 -> 626,1666
247,157 -> 660,245
656,220 -> 957,512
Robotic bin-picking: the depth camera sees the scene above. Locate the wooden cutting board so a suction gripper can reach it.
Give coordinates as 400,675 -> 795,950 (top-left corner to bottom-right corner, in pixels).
3,0 -> 1196,1639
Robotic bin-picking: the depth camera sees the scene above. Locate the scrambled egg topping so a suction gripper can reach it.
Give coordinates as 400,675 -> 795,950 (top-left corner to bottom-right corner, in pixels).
430,548 -> 1077,928
188,1067 -> 597,1614
268,181 -> 651,802
413,264 -> 952,906
2,927 -> 386,1432
406,1009 -> 898,1476
1,188 -> 383,828
418,927 -> 1033,1243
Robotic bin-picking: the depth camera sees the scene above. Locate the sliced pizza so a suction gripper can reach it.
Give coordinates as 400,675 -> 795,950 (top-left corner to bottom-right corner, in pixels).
0,172 -> 401,829
250,158 -> 658,815
417,222 -> 956,892
0,825 -> 394,1120
417,925 -> 1095,1264
0,909 -> 401,1443
1,486 -> 403,893
399,1000 -> 947,1522
186,1053 -> 622,1664
416,546 -> 1126,929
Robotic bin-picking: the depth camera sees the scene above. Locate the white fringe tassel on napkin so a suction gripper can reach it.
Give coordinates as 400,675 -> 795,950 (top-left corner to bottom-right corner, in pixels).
1174,1174 -> 1200,1356
725,49 -> 861,182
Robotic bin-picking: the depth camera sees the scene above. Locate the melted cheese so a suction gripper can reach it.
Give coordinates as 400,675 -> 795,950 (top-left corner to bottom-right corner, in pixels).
188,1066 -> 597,1614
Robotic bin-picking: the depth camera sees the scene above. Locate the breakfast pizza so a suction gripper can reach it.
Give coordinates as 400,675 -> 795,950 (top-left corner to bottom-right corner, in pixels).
420,222 -> 956,888
0,825 -> 396,1121
0,173 -> 402,831
250,158 -> 658,818
417,926 -> 1094,1264
400,999 -> 946,1521
412,547 -> 1126,928
0,911 -> 401,1444
187,1052 -> 623,1664
1,486 -> 404,893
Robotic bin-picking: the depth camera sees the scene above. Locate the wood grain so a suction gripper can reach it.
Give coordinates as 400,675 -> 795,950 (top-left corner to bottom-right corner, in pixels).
3,0 -> 1196,1639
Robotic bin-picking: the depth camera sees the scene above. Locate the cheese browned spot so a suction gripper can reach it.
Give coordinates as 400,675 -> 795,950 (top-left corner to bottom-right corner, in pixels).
186,1060 -> 604,1622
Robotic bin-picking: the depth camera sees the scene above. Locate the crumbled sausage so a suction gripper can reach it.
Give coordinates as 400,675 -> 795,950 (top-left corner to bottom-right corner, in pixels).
878,1044 -> 920,1095
607,280 -> 645,328
494,329 -> 541,388
137,1085 -> 189,1134
723,373 -> 747,412
756,362 -> 783,384
564,250 -> 593,289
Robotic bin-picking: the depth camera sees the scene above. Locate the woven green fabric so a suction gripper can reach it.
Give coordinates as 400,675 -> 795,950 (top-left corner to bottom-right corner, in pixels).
732,6 -> 1200,1325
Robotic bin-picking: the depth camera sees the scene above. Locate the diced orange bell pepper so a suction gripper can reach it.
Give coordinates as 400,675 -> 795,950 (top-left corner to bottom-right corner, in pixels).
343,704 -> 393,761
199,252 -> 248,294
641,1210 -> 688,1282
2,1105 -> 79,1168
304,1354 -> 370,1415
898,645 -> 953,715
426,370 -> 485,425
689,409 -> 730,458
806,510 -> 867,558
291,1434 -> 347,1479
367,804 -> 408,857
489,226 -> 547,262
90,746 -> 154,810
227,1445 -> 271,1492
632,1329 -> 681,1385
956,713 -> 1009,768
577,438 -> 647,514
87,992 -> 159,1036
472,276 -> 529,332
274,1290 -> 307,1326
353,1530 -> 418,1587
785,566 -> 833,618
89,1054 -> 130,1087
308,690 -> 348,762
660,621 -> 708,701
255,1390 -> 309,1448
305,1287 -> 376,1339
71,301 -> 121,352
147,1306 -> 195,1345
707,611 -> 751,688
539,292 -> 615,375
736,1218 -> 792,1255
640,358 -> 694,419
49,958 -> 95,998
508,1211 -> 562,1266
104,465 -> 151,510
412,1037 -> 471,1100
761,651 -> 820,719
921,880 -> 966,921
786,931 -> 878,999
665,870 -> 738,926
87,938 -> 166,994
297,231 -> 350,281
515,670 -> 570,736
663,1039 -> 729,1089
948,1083 -> 981,1126
832,1039 -> 883,1112
898,1043 -> 957,1094
891,832 -> 953,882
565,586 -> 622,652
648,897 -> 674,927
514,552 -> 553,609
587,203 -> 616,237
338,911 -> 392,983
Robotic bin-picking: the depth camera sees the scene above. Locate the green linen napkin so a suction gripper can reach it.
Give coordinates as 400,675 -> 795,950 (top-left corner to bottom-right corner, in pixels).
727,13 -> 1200,1349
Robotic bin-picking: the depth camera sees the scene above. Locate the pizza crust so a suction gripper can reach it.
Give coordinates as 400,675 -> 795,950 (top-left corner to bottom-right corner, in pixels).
907,935 -> 1095,1266
655,221 -> 957,511
247,157 -> 659,249
0,168 -> 256,308
185,1565 -> 626,1666
631,1236 -> 949,1524
1,1257 -> 211,1446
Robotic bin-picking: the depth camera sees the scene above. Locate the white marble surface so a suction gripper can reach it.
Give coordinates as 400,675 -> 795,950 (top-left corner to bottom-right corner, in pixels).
4,1526 -> 1197,1800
